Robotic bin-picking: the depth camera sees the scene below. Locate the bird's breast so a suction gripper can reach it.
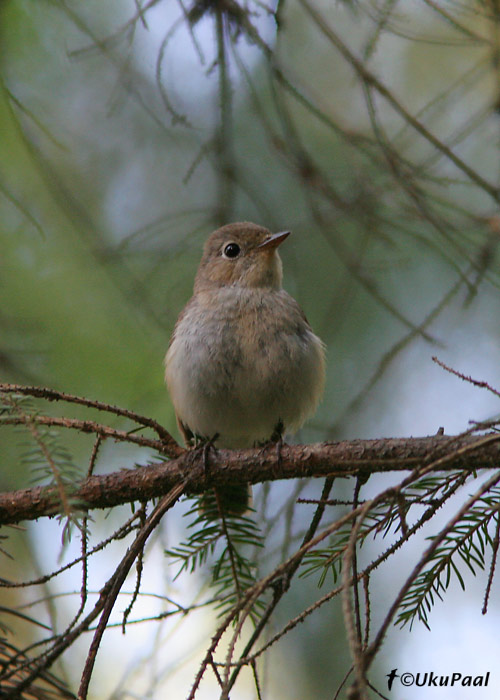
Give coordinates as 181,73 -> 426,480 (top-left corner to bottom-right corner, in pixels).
165,287 -> 325,446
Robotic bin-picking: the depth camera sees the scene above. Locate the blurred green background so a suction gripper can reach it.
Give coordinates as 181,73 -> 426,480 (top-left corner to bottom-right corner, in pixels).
2,1 -> 500,698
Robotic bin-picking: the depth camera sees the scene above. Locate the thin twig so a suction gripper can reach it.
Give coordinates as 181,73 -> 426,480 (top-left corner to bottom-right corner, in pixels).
78,483 -> 185,699
432,356 -> 500,399
299,0 -> 500,203
341,499 -> 373,700
365,468 -> 500,667
0,383 -> 180,450
207,477 -> 336,697
0,413 -> 177,456
482,511 -> 500,615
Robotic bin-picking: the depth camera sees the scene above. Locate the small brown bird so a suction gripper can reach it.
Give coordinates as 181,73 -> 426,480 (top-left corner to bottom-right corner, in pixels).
165,222 -> 325,516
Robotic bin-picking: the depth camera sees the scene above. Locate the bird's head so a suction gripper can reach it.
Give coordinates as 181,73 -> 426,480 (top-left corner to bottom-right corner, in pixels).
194,222 -> 290,292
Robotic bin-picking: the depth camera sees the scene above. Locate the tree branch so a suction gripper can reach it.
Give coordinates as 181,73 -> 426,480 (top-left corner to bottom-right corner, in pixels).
1,433 -> 500,526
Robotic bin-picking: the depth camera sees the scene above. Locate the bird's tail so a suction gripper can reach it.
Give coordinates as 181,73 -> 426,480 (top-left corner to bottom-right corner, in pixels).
200,483 -> 252,518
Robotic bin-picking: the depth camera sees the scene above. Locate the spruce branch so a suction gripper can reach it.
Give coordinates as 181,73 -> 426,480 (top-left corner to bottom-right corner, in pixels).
3,433 -> 500,525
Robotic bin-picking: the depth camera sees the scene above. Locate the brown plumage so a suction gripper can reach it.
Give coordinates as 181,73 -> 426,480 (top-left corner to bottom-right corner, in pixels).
165,222 -> 325,515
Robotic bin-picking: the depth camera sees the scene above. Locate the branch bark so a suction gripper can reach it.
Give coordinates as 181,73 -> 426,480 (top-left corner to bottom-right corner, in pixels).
1,433 -> 499,525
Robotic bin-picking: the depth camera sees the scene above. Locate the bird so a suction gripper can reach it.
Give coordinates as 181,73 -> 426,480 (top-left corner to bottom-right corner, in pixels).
164,221 -> 325,517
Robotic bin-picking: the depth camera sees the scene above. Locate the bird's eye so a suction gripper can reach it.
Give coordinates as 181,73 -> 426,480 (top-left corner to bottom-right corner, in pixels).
223,242 -> 241,259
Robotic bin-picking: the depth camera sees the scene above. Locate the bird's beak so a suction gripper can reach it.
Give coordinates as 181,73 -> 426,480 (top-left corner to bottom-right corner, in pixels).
258,230 -> 291,250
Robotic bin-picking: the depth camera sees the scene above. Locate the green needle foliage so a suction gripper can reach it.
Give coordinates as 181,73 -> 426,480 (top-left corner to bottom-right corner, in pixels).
396,489 -> 499,630
1,392 -> 80,486
299,467 -> 500,640
166,495 -> 265,623
0,390 -> 84,538
300,527 -> 352,587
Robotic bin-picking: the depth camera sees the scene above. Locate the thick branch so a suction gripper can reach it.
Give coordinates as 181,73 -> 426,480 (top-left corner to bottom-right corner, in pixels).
1,434 -> 500,525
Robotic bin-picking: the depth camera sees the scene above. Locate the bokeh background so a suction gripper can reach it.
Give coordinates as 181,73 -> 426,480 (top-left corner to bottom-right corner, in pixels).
2,1 -> 500,698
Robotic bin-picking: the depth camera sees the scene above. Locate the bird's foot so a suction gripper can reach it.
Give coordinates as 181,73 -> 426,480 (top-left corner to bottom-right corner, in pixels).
191,433 -> 219,477
257,420 -> 284,478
